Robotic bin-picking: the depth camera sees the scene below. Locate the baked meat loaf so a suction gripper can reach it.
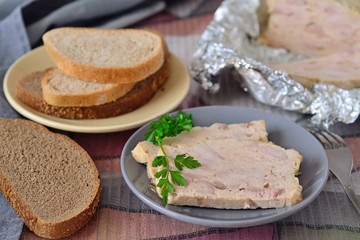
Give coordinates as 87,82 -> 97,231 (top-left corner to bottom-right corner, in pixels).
132,122 -> 303,209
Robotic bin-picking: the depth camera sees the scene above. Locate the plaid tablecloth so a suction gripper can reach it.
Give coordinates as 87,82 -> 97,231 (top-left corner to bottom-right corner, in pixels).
1,1 -> 360,239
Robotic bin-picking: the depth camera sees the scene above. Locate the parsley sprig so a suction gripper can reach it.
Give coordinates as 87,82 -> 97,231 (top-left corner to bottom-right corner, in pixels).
145,111 -> 201,203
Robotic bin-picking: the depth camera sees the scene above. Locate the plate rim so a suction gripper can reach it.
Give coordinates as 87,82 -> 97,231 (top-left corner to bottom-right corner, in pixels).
120,105 -> 329,228
3,46 -> 190,133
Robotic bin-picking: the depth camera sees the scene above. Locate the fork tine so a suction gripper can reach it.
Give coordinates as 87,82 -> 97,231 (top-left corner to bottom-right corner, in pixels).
321,130 -> 347,148
306,127 -> 360,215
308,128 -> 347,149
324,130 -> 347,145
309,129 -> 333,149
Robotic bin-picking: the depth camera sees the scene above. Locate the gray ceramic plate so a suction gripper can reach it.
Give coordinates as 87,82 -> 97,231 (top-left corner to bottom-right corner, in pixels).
120,106 -> 328,228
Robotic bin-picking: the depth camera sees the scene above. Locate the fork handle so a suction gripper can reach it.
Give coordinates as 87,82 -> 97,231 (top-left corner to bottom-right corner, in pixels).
344,185 -> 360,215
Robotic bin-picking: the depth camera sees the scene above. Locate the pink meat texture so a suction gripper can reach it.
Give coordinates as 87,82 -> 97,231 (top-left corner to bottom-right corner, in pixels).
132,120 -> 303,209
264,0 -> 360,89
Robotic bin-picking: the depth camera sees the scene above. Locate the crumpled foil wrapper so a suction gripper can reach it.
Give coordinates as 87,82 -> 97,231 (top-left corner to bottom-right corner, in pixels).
190,0 -> 360,128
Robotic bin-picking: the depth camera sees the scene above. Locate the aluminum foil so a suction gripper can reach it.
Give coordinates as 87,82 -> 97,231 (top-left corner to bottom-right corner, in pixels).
190,0 -> 360,128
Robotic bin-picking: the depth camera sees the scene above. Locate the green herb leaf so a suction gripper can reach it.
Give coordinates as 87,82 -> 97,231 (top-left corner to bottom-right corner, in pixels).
174,154 -> 201,170
154,169 -> 167,178
145,111 -> 201,203
152,156 -> 166,167
170,170 -> 186,186
157,178 -> 167,188
160,180 -> 175,204
145,111 -> 193,145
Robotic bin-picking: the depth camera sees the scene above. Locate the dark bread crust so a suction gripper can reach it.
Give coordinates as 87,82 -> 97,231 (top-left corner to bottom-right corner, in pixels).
0,176 -> 100,239
16,59 -> 169,119
0,118 -> 100,239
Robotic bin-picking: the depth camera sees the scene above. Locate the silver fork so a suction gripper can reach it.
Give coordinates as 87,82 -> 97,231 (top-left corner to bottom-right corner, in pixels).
307,127 -> 360,215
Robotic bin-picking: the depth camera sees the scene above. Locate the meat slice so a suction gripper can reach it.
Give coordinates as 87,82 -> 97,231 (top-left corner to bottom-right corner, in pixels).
163,120 -> 268,146
132,123 -> 303,209
270,51 -> 360,89
264,0 -> 360,57
132,120 -> 268,164
263,0 -> 360,89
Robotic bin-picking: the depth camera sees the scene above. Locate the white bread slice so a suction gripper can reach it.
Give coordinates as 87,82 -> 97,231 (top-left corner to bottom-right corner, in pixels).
41,67 -> 136,107
42,27 -> 165,84
0,118 -> 100,238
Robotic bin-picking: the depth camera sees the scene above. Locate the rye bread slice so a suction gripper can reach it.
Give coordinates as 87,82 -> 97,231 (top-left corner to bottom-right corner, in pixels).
16,58 -> 169,119
0,118 -> 100,238
41,67 -> 136,107
42,27 -> 165,84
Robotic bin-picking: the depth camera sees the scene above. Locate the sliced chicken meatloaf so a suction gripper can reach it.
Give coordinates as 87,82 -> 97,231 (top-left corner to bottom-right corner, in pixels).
133,120 -> 268,164
132,121 -> 303,209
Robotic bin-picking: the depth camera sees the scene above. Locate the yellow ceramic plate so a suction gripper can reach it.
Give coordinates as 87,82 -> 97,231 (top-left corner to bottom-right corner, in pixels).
3,46 -> 190,133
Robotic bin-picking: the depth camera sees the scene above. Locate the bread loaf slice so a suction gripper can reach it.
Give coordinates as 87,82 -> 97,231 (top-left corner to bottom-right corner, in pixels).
16,58 -> 169,119
42,27 -> 165,84
0,118 -> 100,239
41,67 -> 136,107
